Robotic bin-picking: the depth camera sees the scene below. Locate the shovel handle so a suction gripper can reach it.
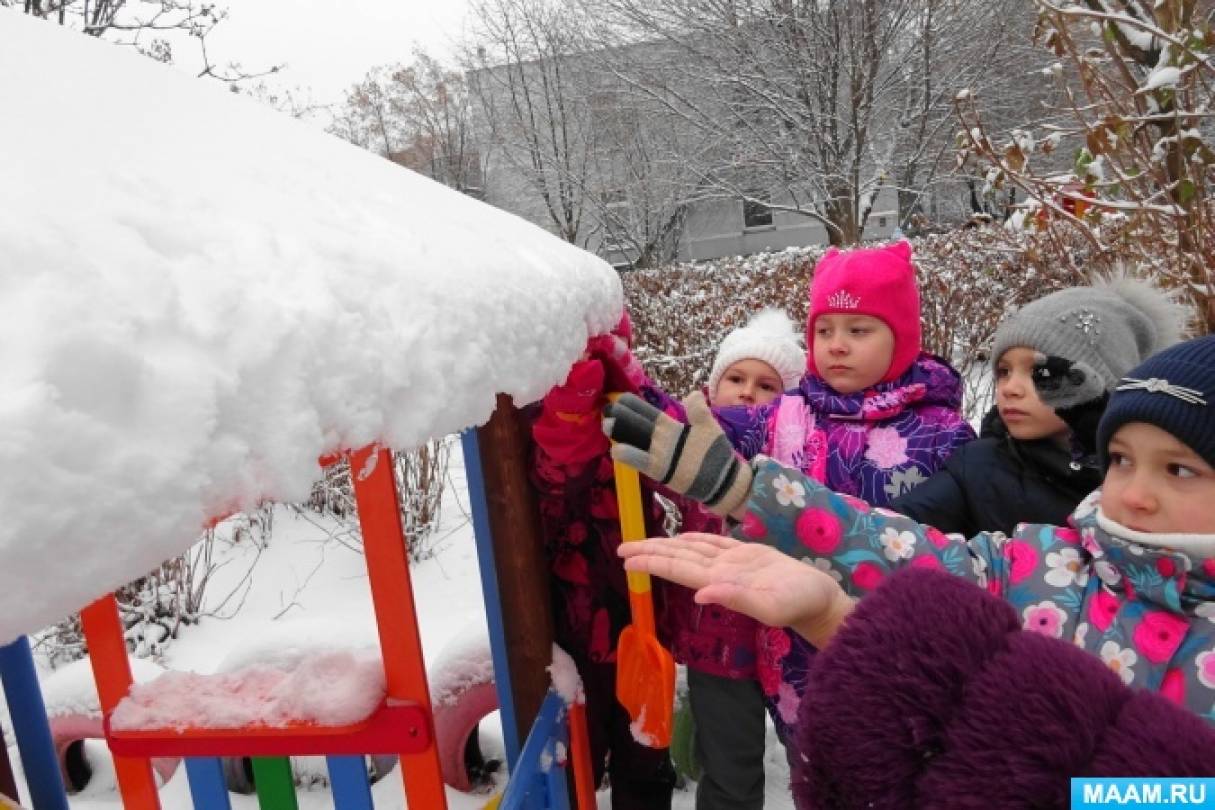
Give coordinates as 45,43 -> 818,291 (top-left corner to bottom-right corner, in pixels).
613,459 -> 657,636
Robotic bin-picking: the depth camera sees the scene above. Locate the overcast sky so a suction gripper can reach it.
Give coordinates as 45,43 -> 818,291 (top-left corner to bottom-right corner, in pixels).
206,0 -> 475,106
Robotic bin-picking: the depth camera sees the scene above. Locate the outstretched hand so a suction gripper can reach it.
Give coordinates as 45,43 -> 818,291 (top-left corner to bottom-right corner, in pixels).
618,533 -> 854,648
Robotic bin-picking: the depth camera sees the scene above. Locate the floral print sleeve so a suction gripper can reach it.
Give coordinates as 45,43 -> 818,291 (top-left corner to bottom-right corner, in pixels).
733,456 -> 1011,597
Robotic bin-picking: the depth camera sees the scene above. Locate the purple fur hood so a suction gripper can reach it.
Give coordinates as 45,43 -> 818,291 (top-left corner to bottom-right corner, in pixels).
794,568 -> 1215,809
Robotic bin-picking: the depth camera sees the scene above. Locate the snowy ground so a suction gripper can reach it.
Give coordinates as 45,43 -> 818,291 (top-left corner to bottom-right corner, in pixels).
3,439 -> 795,809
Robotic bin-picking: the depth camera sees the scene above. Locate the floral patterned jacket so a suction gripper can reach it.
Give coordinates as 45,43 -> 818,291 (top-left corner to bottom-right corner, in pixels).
737,456 -> 1215,726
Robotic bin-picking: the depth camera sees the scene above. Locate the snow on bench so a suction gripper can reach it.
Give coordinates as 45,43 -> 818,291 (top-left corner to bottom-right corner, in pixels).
110,648 -> 385,732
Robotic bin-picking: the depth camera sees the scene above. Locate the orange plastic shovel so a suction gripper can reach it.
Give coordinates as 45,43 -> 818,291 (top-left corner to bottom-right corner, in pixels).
612,454 -> 676,748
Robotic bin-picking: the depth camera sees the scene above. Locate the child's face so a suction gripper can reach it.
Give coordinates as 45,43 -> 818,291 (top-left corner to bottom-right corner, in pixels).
714,359 -> 784,407
1102,422 -> 1215,535
812,314 -> 894,394
995,347 -> 1070,441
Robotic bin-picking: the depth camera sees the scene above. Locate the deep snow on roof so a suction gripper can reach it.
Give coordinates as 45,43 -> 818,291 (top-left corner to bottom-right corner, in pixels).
0,12 -> 621,644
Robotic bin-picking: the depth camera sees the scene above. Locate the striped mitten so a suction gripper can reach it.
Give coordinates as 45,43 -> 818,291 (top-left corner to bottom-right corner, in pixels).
602,391 -> 752,517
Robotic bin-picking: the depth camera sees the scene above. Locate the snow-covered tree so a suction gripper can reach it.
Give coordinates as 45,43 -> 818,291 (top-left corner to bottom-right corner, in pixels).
578,0 -> 1033,245
958,0 -> 1215,331
8,0 -> 276,84
330,53 -> 485,195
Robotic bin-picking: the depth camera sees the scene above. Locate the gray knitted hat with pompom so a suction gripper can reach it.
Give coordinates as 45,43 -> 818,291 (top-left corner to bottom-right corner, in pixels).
991,275 -> 1185,408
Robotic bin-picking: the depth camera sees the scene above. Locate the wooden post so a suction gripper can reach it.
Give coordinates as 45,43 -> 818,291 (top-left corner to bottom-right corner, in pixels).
475,394 -> 554,748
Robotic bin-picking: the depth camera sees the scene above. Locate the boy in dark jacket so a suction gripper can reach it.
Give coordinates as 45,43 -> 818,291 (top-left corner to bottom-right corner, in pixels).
893,276 -> 1182,536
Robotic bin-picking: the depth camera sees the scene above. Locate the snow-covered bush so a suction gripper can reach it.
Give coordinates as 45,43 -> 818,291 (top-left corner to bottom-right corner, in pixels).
623,247 -> 818,397
34,508 -> 274,666
623,230 -> 1084,423
302,438 -> 452,562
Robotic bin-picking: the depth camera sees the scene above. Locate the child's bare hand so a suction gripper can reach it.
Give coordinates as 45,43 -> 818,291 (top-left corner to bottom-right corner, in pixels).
619,533 -> 853,648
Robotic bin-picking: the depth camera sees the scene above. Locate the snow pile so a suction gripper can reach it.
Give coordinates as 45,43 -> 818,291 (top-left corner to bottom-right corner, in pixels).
428,623 -> 494,708
0,12 -> 621,646
548,644 -> 584,705
40,658 -> 167,719
110,648 -> 385,730
212,619 -> 380,674
1142,65 -> 1180,93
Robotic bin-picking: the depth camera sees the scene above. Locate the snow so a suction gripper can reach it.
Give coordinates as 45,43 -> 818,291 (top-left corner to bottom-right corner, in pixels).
548,645 -> 583,705
1085,155 -> 1106,183
0,11 -> 622,648
428,623 -> 495,709
213,620 -> 380,674
1012,130 -> 1035,154
40,658 -> 167,719
111,648 -> 385,731
1142,65 -> 1181,92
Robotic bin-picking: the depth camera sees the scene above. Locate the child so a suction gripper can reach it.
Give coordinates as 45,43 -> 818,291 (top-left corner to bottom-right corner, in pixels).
705,308 -> 804,407
699,242 -> 976,504
684,308 -> 804,810
608,333 -> 1215,805
666,241 -> 975,749
528,313 -> 678,810
893,276 -> 1183,535
529,308 -> 803,810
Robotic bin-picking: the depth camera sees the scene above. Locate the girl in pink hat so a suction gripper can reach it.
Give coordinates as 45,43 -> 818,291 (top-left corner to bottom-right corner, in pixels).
580,241 -> 975,793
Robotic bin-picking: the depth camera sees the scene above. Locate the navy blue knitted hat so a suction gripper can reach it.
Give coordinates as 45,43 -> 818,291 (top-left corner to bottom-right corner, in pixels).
1097,334 -> 1215,468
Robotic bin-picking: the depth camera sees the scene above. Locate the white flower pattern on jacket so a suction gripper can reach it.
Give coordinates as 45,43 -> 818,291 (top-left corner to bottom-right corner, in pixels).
1044,547 -> 1090,588
1100,641 -> 1138,685
773,474 -> 806,508
736,460 -> 1215,726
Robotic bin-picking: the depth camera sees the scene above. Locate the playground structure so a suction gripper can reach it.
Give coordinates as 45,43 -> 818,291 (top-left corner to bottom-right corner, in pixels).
0,407 -> 598,810
1,14 -> 630,809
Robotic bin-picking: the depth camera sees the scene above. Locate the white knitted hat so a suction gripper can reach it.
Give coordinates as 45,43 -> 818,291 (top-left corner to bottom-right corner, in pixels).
708,308 -> 806,396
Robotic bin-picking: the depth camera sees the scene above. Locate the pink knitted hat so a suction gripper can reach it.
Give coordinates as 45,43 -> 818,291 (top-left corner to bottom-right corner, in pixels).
807,240 -> 921,383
